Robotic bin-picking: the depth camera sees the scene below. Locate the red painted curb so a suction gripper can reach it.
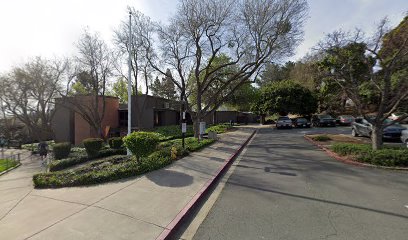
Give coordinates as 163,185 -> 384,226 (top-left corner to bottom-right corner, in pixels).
304,135 -> 408,170
155,130 -> 257,240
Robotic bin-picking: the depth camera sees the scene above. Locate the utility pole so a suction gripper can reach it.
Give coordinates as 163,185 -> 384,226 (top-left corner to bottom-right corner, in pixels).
127,11 -> 132,156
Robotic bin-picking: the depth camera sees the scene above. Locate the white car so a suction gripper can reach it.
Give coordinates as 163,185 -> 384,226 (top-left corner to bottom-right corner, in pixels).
389,112 -> 408,124
276,116 -> 293,129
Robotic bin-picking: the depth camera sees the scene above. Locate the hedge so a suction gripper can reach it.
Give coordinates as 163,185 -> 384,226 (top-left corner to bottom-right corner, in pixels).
123,132 -> 160,162
34,136 -> 216,188
33,146 -> 187,188
108,137 -> 123,149
49,148 -> 127,172
331,143 -> 408,167
83,138 -> 104,158
160,137 -> 215,152
205,123 -> 232,134
53,142 -> 71,160
151,125 -> 194,141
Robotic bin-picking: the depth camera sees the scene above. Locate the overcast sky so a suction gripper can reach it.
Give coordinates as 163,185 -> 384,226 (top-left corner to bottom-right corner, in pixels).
0,0 -> 406,72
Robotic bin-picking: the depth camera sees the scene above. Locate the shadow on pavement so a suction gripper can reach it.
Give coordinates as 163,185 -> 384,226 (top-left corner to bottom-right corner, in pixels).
146,169 -> 194,188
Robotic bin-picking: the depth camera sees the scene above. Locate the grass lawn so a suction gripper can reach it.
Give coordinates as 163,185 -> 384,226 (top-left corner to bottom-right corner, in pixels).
0,159 -> 19,172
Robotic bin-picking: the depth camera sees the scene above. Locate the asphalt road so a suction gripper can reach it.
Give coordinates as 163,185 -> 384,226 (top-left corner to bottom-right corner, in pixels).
193,127 -> 408,240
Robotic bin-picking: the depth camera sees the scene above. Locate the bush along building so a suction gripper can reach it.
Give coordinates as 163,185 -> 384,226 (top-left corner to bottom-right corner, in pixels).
52,94 -> 258,145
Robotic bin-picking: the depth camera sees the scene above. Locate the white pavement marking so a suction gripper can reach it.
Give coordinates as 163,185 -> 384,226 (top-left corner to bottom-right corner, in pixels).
404,205 -> 408,209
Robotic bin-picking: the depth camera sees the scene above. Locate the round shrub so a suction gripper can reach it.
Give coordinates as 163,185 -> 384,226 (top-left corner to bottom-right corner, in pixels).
83,138 -> 104,158
53,142 -> 71,160
108,137 -> 124,149
123,132 -> 160,162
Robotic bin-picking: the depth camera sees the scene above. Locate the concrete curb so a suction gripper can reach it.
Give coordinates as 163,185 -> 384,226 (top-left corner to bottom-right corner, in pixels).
156,130 -> 257,240
304,135 -> 408,171
0,163 -> 22,176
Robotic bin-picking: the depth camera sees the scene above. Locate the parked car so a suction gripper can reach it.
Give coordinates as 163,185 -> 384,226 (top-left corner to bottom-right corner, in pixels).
311,114 -> 336,127
336,115 -> 355,126
401,129 -> 408,145
276,116 -> 292,129
292,117 -> 311,128
388,112 -> 408,124
352,117 -> 407,141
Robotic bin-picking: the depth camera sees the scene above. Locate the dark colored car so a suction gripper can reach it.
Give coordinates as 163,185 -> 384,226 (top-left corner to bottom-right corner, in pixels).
336,115 -> 355,126
292,117 -> 311,128
352,117 -> 407,141
276,116 -> 292,129
311,114 -> 336,127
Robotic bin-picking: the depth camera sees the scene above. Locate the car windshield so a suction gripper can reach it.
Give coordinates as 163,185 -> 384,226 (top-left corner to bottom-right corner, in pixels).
319,115 -> 332,119
341,115 -> 354,119
297,118 -> 307,122
278,117 -> 290,120
384,119 -> 401,126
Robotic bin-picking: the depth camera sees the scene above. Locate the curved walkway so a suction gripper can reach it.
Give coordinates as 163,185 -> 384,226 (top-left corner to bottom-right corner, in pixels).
0,129 -> 253,240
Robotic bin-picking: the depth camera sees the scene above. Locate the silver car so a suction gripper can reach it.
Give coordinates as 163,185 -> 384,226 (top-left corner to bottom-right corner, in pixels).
276,116 -> 292,129
401,129 -> 408,145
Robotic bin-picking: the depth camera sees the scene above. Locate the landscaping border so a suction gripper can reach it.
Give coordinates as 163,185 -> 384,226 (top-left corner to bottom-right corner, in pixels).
304,135 -> 408,171
155,129 -> 257,240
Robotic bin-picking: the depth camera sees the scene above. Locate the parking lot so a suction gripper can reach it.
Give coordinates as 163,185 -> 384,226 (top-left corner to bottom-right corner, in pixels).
270,124 -> 407,147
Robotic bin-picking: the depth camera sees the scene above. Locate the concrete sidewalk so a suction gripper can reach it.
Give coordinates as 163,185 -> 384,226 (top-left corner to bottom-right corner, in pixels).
0,128 -> 254,240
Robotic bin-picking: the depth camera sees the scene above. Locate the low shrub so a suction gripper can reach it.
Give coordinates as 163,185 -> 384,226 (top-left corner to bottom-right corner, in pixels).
331,143 -> 371,156
83,138 -> 104,158
49,148 -> 127,171
33,146 -> 188,188
160,137 -> 215,152
53,142 -> 71,160
357,149 -> 408,167
151,125 -> 194,141
123,132 -> 160,162
205,123 -> 232,134
108,137 -> 123,149
331,143 -> 408,167
311,135 -> 332,142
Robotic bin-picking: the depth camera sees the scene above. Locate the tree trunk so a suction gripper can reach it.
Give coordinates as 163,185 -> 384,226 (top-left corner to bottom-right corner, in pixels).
260,114 -> 266,125
371,125 -> 383,150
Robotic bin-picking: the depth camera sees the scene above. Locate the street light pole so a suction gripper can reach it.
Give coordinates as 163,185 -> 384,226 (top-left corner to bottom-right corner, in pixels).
127,11 -> 132,155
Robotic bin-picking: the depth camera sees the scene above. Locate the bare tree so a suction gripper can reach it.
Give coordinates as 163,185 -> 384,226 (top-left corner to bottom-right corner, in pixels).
0,57 -> 65,141
113,8 -> 155,129
317,17 -> 408,150
147,0 -> 308,136
61,30 -> 113,138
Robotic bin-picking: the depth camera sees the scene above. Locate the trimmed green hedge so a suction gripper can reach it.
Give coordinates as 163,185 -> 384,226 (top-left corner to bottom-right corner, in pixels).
53,142 -> 71,160
123,132 -> 160,162
49,148 -> 126,171
151,125 -> 194,141
33,146 -> 187,188
83,138 -> 104,158
160,137 -> 215,152
205,123 -> 232,134
108,137 -> 123,149
331,143 -> 408,167
34,136 -> 215,188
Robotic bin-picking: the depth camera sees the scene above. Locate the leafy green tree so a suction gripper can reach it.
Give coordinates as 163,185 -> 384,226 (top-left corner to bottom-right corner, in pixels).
317,16 -> 408,150
257,61 -> 295,87
253,80 -> 317,117
150,69 -> 177,100
111,77 -> 128,103
224,82 -> 259,111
